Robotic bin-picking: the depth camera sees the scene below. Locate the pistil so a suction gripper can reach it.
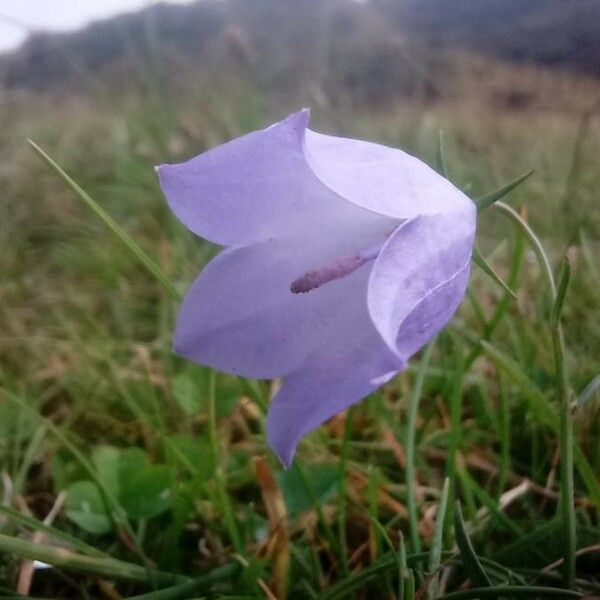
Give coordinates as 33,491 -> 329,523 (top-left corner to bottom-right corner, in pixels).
290,242 -> 384,294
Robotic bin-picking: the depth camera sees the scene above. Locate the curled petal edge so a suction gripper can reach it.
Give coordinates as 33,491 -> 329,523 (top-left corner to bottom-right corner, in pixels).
157,109 -> 473,246
367,209 -> 476,360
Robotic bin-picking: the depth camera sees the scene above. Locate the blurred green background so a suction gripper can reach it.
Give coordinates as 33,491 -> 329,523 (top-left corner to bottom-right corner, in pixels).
1,1 -> 600,598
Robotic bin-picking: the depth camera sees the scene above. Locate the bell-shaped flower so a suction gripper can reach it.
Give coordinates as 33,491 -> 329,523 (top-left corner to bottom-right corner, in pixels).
157,110 -> 476,467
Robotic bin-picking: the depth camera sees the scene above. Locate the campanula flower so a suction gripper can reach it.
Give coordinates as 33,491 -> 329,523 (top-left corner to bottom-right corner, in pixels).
157,110 -> 476,467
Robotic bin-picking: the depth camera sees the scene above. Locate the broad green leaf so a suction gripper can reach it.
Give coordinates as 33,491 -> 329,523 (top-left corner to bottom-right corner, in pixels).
276,463 -> 340,516
92,445 -> 125,496
65,481 -> 112,535
172,373 -> 203,415
166,434 -> 213,479
120,465 -> 171,520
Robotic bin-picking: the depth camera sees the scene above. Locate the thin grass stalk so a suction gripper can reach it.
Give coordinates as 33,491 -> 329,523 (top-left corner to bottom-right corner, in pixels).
398,532 -> 408,600
319,550 -> 521,600
123,562 -> 240,599
495,201 -> 576,587
337,407 -> 354,577
0,504 -> 108,559
0,534 -> 185,584
28,140 -> 180,300
207,370 -> 243,553
439,587 -> 581,600
405,341 -> 435,559
552,260 -> 576,587
496,374 -> 511,500
464,228 -> 526,370
446,355 -> 464,536
427,477 -> 450,599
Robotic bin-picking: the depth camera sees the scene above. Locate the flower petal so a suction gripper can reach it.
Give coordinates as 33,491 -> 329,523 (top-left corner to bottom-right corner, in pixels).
395,262 -> 471,359
174,213 -> 393,378
158,110 -> 394,246
304,129 -> 471,219
266,287 -> 400,467
367,208 -> 476,359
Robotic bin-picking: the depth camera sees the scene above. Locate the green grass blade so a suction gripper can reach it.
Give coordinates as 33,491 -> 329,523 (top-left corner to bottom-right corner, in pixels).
439,587 -> 582,599
475,170 -> 534,211
318,551 -> 519,600
578,374 -> 600,406
453,501 -> 492,588
436,130 -> 448,177
0,533 -> 184,584
465,231 -> 526,369
493,518 -> 561,563
550,256 -> 571,326
405,341 -> 435,557
498,201 -> 576,587
207,370 -> 243,553
479,341 -> 556,427
496,374 -> 511,500
123,564 -> 239,599
472,246 -> 517,300
403,570 -> 415,600
495,201 -> 556,297
427,477 -> 451,599
369,513 -> 397,598
337,406 -> 354,577
460,472 -> 520,538
399,532 -> 408,600
28,139 -> 180,300
573,443 -> 600,515
472,339 -> 600,512
0,504 -> 108,558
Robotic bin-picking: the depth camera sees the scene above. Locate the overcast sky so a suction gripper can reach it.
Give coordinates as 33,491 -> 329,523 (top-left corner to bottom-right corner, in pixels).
0,1 -> 193,53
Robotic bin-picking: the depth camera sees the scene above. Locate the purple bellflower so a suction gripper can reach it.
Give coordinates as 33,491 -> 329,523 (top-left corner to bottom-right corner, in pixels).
157,110 -> 476,467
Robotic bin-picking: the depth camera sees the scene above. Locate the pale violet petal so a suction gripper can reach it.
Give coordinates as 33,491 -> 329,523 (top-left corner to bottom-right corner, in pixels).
266,281 -> 401,467
157,110 -> 396,246
174,215 -> 393,379
159,110 -> 478,467
270,209 -> 475,466
304,128 -> 471,219
395,262 -> 471,359
367,207 -> 476,360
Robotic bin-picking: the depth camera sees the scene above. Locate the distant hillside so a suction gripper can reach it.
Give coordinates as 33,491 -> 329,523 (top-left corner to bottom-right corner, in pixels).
0,2 -> 227,89
386,0 -> 600,73
1,0 -> 599,93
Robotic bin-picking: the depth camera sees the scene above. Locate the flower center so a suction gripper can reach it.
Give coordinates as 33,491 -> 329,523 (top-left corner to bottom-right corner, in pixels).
290,242 -> 383,294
